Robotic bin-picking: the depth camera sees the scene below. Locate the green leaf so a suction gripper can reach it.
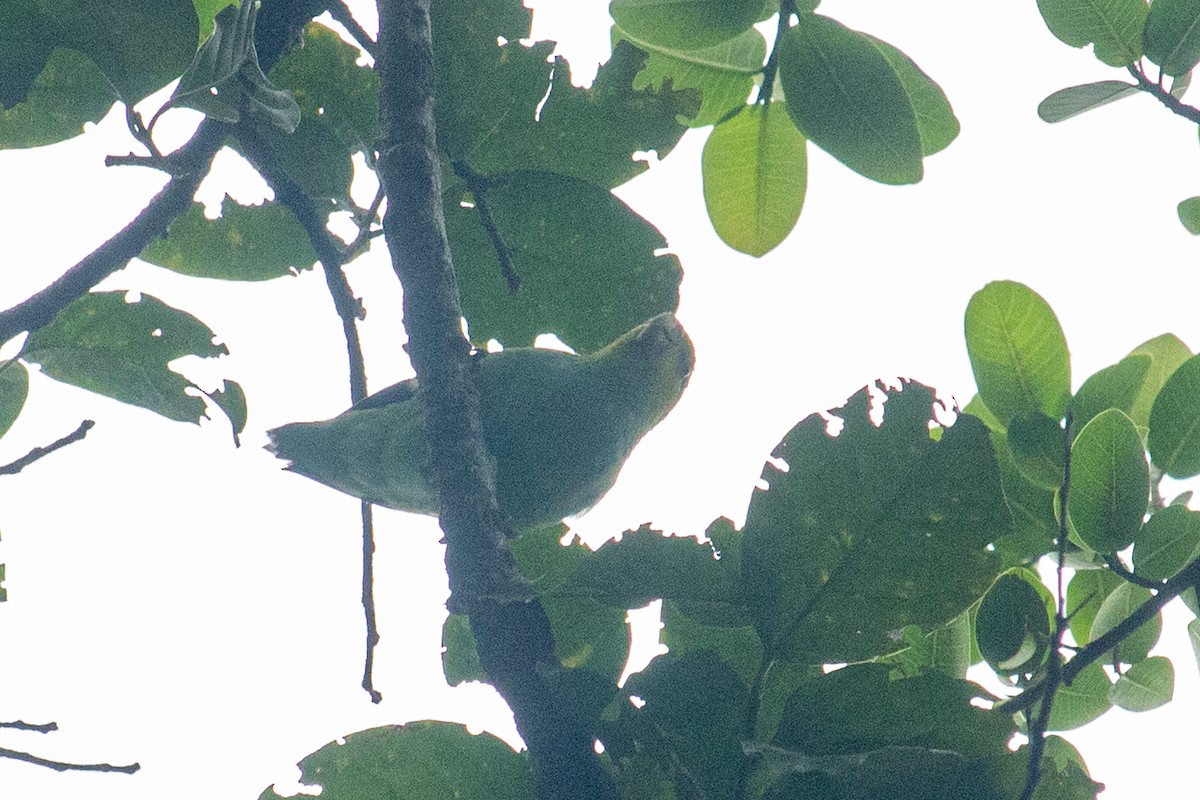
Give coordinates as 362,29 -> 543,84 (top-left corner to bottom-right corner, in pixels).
445,170 -> 681,351
1110,655 -> 1174,711
1007,412 -> 1065,490
140,197 -> 317,281
975,571 -> 1052,673
1148,353 -> 1200,477
1090,582 -> 1161,664
208,379 -> 247,446
1128,333 -> 1192,427
1047,662 -> 1113,730
621,25 -> 766,127
1035,0 -> 1148,67
1069,353 -> 1152,436
778,15 -> 923,184
1066,568 -> 1123,647
193,0 -> 237,41
1144,0 -> 1200,76
964,281 -> 1071,426
0,360 -> 29,440
989,429 -> 1059,565
22,292 -> 229,424
0,47 -> 117,148
1133,505 -> 1200,580
661,600 -> 763,686
616,651 -> 749,800
1189,619 -> 1200,670
442,613 -> 484,685
0,0 -> 56,109
37,0 -> 198,102
562,524 -> 746,625
702,103 -> 807,256
1179,196 -> 1200,234
866,36 -> 960,156
609,0 -> 763,51
1068,409 -> 1148,553
880,612 -> 973,680
258,723 -> 534,800
741,381 -> 1006,663
1037,80 -> 1140,123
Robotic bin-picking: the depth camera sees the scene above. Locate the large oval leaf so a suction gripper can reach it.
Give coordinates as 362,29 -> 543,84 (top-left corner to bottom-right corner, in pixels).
866,35 -> 959,156
778,15 -> 922,185
964,281 -> 1071,426
1036,0 -> 1148,67
1068,409 -> 1148,553
702,102 -> 807,256
609,0 -> 763,51
975,571 -> 1052,673
1110,655 -> 1174,711
1144,0 -> 1200,76
1047,662 -> 1112,730
1148,353 -> 1200,477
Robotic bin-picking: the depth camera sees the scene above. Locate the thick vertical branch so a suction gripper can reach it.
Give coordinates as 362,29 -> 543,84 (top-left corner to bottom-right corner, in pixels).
374,2 -> 616,797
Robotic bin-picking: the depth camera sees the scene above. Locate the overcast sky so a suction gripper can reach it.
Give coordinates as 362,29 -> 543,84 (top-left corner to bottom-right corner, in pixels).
1,1 -> 1198,798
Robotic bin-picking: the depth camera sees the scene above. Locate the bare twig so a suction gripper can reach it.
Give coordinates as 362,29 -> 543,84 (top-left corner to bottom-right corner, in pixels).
756,0 -> 795,105
326,0 -> 379,60
451,162 -> 520,294
0,747 -> 138,774
0,721 -> 57,733
376,2 -> 617,796
360,500 -> 382,703
1127,64 -> 1200,124
0,421 -> 95,476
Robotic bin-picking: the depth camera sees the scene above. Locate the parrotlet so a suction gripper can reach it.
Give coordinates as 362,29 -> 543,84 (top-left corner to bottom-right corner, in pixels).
266,313 -> 694,529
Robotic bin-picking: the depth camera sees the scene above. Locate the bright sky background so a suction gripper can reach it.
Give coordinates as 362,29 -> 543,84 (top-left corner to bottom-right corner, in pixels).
2,1 -> 1199,798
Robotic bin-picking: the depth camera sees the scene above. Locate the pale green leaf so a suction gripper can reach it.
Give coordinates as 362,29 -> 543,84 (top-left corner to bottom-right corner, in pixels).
1048,662 -> 1112,730
1132,505 -> 1200,580
1148,353 -> 1200,477
1090,583 -> 1161,664
1110,656 -> 1174,711
609,0 -> 763,51
1037,80 -> 1140,123
1068,409 -> 1148,553
1035,0 -> 1149,66
702,103 -> 807,256
1179,196 -> 1200,234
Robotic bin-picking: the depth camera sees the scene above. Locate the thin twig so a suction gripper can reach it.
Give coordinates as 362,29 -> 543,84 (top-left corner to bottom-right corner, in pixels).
0,721 -> 57,733
1103,554 -> 1163,590
451,162 -> 520,294
756,0 -> 796,105
326,0 -> 378,60
0,747 -> 138,774
234,122 -> 383,699
0,421 -> 95,476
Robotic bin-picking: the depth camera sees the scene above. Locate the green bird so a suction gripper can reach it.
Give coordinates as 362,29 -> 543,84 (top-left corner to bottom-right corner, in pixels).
267,313 -> 695,529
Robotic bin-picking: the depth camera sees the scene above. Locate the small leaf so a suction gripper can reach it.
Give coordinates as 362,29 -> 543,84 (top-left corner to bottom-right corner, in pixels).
22,292 -> 228,424
1132,505 -> 1200,581
1035,0 -> 1148,67
1110,655 -> 1174,711
0,360 -> 29,440
702,103 -> 807,256
1172,70 -> 1193,97
1037,80 -> 1140,123
1090,582 -> 1161,664
1148,353 -> 1200,477
1068,409 -> 1148,553
609,0 -> 763,51
778,15 -> 923,185
208,379 -> 247,446
1144,0 -> 1200,76
975,572 -> 1052,674
1047,662 -> 1113,730
1007,412 -> 1065,490
964,281 -> 1071,426
1178,196 -> 1200,234
140,197 -> 317,281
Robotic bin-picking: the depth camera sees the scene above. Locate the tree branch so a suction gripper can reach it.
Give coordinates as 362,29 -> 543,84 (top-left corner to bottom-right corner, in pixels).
0,747 -> 138,774
0,421 -> 95,476
375,2 -> 617,797
325,0 -> 378,60
1127,64 -> 1200,124
0,123 -> 228,347
0,720 -> 57,733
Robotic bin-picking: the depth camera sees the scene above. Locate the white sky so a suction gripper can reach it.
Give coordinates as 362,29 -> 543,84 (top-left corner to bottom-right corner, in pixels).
1,1 -> 1199,798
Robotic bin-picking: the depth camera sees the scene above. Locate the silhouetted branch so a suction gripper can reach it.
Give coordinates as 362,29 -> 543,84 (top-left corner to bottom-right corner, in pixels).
0,421 -> 95,476
0,747 -> 138,774
0,721 -> 57,733
326,0 -> 378,60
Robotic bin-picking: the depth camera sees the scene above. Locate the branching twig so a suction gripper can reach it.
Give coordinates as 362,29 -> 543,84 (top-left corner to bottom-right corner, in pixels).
0,421 -> 95,476
0,123 -> 228,347
326,0 -> 378,60
234,122 -> 385,700
451,162 -> 520,294
376,2 -> 616,796
1127,64 -> 1200,124
0,747 -> 138,774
